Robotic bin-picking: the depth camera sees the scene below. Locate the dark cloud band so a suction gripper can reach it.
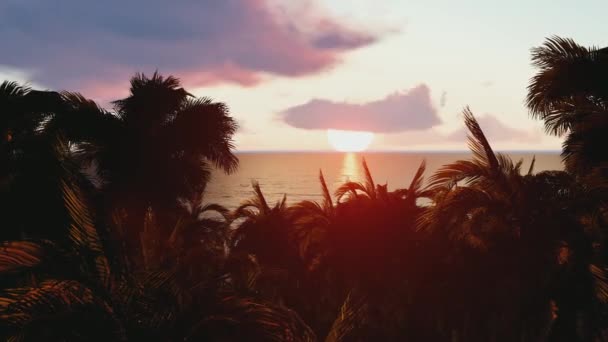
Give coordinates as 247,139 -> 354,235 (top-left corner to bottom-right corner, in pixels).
0,0 -> 377,97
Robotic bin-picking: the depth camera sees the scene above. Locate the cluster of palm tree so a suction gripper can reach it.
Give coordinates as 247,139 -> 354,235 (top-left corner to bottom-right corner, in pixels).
1,36 -> 608,341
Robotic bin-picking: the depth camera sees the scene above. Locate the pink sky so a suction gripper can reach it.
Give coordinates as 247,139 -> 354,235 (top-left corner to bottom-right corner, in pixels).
2,0 -> 607,150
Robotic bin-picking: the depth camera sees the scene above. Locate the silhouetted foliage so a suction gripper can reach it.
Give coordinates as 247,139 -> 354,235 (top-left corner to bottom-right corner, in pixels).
2,37 -> 608,341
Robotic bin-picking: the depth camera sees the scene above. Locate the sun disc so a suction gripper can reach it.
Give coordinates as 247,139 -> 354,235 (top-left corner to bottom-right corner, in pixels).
327,129 -> 374,152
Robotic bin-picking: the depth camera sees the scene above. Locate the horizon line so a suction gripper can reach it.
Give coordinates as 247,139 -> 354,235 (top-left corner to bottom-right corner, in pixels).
234,149 -> 562,154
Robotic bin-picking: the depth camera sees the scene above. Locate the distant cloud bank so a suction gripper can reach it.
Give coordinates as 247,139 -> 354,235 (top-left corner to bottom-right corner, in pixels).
381,112 -> 542,148
280,84 -> 441,133
0,0 -> 378,97
446,114 -> 541,143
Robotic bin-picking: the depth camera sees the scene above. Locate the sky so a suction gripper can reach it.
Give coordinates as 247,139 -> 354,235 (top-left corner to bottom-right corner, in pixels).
2,0 -> 608,151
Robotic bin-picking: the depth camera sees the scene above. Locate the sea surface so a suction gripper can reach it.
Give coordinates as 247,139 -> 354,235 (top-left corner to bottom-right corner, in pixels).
205,152 -> 562,209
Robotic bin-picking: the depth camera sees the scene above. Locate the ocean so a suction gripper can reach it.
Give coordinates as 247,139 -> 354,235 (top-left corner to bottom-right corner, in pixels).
205,152 -> 562,209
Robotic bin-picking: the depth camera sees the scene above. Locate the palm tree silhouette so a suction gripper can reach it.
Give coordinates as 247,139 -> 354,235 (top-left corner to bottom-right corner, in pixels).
419,107 -> 605,341
0,159 -> 315,341
53,72 -> 239,266
230,182 -> 306,301
527,36 -> 608,182
0,81 -> 91,242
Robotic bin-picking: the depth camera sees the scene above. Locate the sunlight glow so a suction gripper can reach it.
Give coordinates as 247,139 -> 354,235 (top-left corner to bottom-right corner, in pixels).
327,129 -> 374,152
340,152 -> 362,183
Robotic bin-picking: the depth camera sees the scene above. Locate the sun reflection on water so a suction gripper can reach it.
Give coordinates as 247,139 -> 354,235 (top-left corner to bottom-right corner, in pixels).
340,152 -> 362,183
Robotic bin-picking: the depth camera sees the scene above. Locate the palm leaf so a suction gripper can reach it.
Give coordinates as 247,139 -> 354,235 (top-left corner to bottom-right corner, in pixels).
319,170 -> 334,211
60,178 -> 111,289
0,241 -> 46,274
251,181 -> 269,213
590,265 -> 608,304
527,155 -> 536,175
463,107 -> 499,172
325,290 -> 370,342
189,295 -> 316,341
362,158 -> 376,199
0,280 -> 122,340
0,81 -> 31,98
406,159 -> 427,201
335,182 -> 367,202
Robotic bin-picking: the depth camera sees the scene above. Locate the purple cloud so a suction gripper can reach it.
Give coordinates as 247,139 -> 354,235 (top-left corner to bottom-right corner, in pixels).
0,0 -> 377,97
280,84 -> 441,133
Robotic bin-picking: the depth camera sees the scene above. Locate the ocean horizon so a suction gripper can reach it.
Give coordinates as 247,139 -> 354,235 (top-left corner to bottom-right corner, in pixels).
206,151 -> 562,209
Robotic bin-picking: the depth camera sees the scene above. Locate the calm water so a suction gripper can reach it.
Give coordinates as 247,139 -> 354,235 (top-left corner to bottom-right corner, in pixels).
205,152 -> 562,209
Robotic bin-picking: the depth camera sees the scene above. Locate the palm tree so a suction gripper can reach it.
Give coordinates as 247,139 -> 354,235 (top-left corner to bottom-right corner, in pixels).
138,191 -> 231,287
0,159 -> 316,341
527,36 -> 608,181
47,72 -> 239,266
0,158 -> 123,341
229,182 -> 306,302
290,170 -> 335,270
419,107 -> 606,341
289,159 -> 435,340
0,81 -> 89,242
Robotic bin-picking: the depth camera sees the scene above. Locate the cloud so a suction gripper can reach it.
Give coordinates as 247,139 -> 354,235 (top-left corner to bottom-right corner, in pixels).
0,0 -> 377,97
310,19 -> 376,49
380,113 -> 542,149
280,84 -> 441,133
446,114 -> 541,143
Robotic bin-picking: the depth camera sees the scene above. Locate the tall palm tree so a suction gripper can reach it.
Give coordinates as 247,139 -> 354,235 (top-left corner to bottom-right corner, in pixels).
420,107 -> 605,341
527,36 -> 608,181
0,81 -> 89,242
48,72 -> 239,266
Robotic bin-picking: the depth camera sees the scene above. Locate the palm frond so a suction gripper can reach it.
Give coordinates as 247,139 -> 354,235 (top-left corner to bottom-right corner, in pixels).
233,206 -> 259,220
0,81 -> 31,98
362,158 -> 376,199
463,107 -> 499,172
325,290 -> 370,342
528,155 -> 536,175
417,186 -> 496,235
199,203 -> 231,222
251,181 -> 270,213
335,182 -> 367,202
590,265 -> 608,304
278,194 -> 288,211
189,296 -> 316,341
319,170 -> 333,211
0,280 -> 122,339
428,160 -> 490,189
61,178 -> 111,289
406,159 -> 426,201
0,241 -> 46,274
167,97 -> 239,174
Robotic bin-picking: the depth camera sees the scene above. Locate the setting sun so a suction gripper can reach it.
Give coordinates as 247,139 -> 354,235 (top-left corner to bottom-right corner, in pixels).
327,129 -> 374,152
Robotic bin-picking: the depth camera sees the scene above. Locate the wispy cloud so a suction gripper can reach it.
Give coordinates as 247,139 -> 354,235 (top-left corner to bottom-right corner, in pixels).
382,113 -> 542,147
445,114 -> 541,143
